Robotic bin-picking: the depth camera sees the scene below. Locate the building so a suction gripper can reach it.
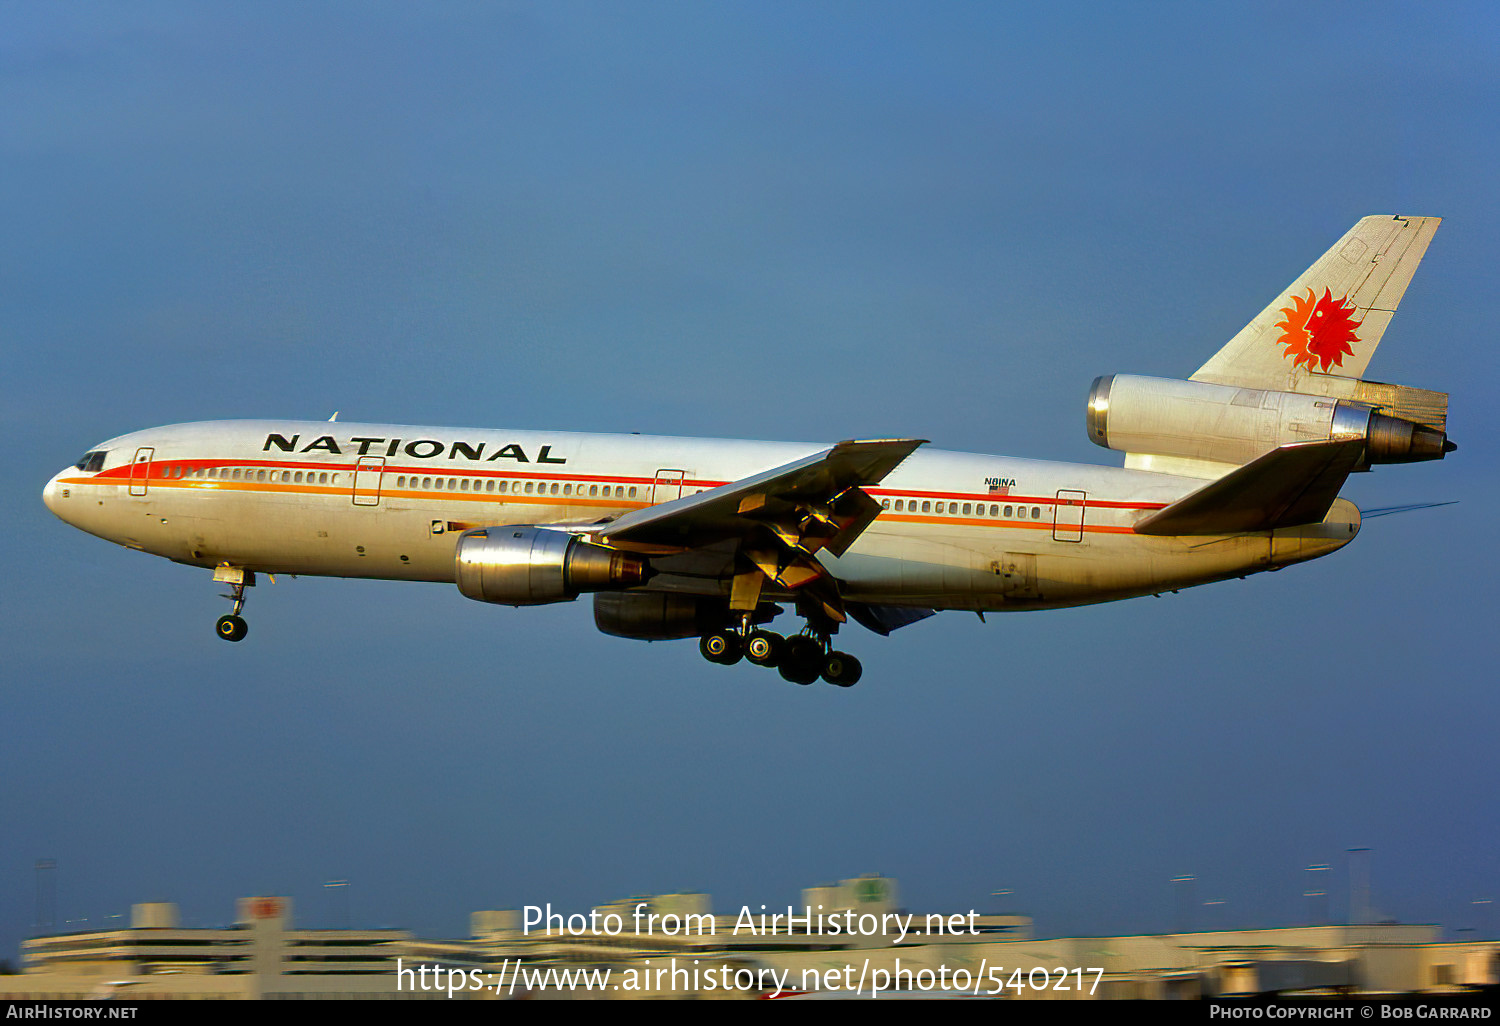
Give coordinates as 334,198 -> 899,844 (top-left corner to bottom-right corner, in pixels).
8,897 -> 423,1000
7,878 -> 1497,999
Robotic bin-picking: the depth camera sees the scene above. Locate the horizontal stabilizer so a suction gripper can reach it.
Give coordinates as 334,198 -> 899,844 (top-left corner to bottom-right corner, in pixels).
1134,439 -> 1364,536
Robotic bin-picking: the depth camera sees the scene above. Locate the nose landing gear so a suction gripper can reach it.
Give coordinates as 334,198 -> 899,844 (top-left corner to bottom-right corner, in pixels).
213,565 -> 254,642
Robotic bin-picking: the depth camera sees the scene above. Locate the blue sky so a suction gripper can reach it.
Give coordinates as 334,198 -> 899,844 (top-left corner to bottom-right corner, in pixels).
3,2 -> 1497,956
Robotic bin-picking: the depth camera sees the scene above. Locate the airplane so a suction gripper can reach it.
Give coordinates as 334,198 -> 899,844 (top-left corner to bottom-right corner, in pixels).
42,215 -> 1454,687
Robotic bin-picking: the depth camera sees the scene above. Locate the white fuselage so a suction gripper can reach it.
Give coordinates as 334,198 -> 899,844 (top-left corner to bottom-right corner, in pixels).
42,419 -> 1359,613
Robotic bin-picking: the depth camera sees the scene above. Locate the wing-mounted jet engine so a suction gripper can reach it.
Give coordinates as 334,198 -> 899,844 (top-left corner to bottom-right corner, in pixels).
454,527 -> 652,605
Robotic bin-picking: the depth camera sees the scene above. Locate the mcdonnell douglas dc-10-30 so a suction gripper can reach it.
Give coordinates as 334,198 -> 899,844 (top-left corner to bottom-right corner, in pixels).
44,216 -> 1454,686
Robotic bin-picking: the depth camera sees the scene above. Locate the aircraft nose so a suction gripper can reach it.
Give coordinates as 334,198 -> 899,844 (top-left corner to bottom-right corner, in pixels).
42,470 -> 69,522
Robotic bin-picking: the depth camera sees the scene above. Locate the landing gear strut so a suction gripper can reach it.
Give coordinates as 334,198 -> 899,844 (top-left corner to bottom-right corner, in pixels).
213,566 -> 254,642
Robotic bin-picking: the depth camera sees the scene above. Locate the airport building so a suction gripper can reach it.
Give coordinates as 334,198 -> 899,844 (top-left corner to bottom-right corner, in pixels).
7,897 -> 423,1000
5,877 -> 1497,1000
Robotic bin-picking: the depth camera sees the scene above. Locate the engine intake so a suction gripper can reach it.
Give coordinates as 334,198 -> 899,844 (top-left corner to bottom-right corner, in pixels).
455,527 -> 652,606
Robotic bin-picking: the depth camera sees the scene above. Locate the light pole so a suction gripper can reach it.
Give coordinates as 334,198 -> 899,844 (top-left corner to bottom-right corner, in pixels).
1347,849 -> 1371,926
1305,865 -> 1331,925
1172,876 -> 1196,934
325,880 -> 350,930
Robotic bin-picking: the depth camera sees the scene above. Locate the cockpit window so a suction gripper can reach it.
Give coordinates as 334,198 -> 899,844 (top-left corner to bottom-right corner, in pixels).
74,451 -> 107,473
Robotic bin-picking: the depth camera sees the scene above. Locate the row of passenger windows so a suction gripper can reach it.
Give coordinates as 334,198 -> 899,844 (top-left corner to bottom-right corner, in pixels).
393,477 -> 638,499
881,498 -> 1046,519
167,466 -> 341,485
157,465 -> 1037,518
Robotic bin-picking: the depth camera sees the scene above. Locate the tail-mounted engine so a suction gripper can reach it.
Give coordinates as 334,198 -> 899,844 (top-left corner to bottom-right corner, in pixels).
1087,374 -> 1454,469
455,527 -> 652,606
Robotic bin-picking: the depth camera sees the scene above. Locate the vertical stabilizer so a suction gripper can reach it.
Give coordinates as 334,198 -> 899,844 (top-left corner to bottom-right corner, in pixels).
1191,215 -> 1440,391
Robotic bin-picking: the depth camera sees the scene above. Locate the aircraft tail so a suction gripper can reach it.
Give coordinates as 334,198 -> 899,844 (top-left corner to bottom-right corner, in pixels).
1191,215 -> 1440,391
1089,215 -> 1454,481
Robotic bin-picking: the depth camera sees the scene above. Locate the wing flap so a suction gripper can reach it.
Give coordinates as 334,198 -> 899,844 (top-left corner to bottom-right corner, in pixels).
1134,438 -> 1364,536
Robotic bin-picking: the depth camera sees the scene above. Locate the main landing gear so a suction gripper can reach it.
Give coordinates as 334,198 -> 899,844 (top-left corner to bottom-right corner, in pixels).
698,625 -> 862,687
213,566 -> 254,643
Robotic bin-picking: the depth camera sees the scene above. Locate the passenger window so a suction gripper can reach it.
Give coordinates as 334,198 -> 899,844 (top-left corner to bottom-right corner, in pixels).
590,485 -> 598,497
963,503 -> 972,515
1032,507 -> 1041,518
295,471 -> 304,484
563,484 -> 572,496
1004,505 -> 1013,517
628,487 -> 637,498
525,482 -> 534,494
880,499 -> 889,510
497,480 -> 507,493
921,501 -> 931,513
989,504 -> 999,516
550,483 -> 559,495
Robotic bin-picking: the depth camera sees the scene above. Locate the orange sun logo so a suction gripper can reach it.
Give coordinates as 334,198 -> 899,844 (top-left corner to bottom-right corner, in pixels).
1274,287 -> 1362,372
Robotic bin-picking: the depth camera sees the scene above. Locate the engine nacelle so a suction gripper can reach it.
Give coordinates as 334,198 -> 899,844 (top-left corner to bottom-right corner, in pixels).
455,527 -> 651,606
1087,374 -> 1453,467
593,592 -> 729,641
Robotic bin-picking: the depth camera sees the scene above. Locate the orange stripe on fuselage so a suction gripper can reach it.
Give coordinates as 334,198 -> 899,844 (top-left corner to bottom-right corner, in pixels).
84,458 -> 1170,512
61,472 -> 1147,533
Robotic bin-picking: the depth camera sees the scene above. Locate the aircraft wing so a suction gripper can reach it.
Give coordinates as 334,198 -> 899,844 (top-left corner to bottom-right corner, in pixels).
1133,438 -> 1365,536
595,438 -> 926,623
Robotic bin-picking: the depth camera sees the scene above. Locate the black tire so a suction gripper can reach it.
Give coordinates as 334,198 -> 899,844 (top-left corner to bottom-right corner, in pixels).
744,630 -> 783,668
779,636 -> 823,684
216,614 -> 248,643
778,662 -> 819,685
699,631 -> 742,665
822,651 -> 862,687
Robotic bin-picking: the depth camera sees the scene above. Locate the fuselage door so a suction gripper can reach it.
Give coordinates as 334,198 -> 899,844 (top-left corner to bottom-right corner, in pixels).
128,447 -> 155,497
651,469 -> 686,504
352,456 -> 386,506
1053,489 -> 1086,542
